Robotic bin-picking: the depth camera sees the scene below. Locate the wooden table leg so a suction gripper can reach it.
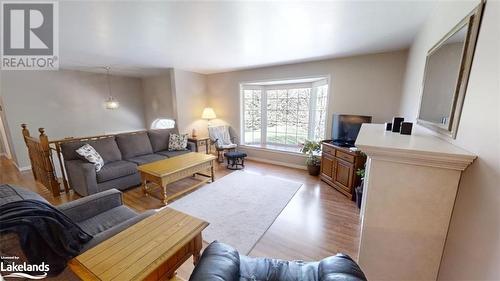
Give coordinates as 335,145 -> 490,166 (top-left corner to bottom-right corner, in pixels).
162,180 -> 169,205
210,164 -> 214,182
140,173 -> 148,195
193,233 -> 203,266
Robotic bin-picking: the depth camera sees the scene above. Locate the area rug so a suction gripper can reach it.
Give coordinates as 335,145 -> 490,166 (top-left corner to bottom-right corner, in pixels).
169,170 -> 302,254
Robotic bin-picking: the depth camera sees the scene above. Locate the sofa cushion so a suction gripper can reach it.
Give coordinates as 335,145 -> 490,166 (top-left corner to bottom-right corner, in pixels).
81,210 -> 155,252
97,173 -> 141,192
127,154 -> 166,165
116,132 -> 153,159
76,205 -> 138,236
76,144 -> 104,172
61,137 -> 122,164
0,184 -> 48,206
168,133 -> 188,151
96,161 -> 138,183
156,150 -> 191,158
148,128 -> 178,152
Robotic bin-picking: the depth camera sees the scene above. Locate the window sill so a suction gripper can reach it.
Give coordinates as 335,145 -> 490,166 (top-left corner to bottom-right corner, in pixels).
240,144 -> 305,156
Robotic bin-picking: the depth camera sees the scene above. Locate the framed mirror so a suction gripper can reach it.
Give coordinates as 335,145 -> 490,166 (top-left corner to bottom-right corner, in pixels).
417,2 -> 484,138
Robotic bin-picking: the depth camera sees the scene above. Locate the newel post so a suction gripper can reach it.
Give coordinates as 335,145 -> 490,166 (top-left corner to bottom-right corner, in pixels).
21,124 -> 39,180
21,123 -> 30,138
39,128 -> 60,197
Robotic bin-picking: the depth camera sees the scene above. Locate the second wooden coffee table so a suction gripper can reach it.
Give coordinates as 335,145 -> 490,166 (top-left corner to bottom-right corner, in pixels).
69,208 -> 209,281
138,152 -> 217,204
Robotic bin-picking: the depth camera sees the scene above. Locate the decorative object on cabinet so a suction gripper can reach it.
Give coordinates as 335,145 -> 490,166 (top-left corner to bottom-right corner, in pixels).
301,140 -> 321,176
320,140 -> 366,200
385,122 -> 392,131
391,117 -> 404,132
400,122 -> 413,135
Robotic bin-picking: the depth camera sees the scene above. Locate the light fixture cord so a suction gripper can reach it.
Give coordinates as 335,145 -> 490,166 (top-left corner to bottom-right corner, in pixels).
106,66 -> 112,99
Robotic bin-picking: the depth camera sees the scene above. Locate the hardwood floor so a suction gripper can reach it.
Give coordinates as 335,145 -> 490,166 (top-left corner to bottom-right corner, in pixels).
0,155 -> 360,280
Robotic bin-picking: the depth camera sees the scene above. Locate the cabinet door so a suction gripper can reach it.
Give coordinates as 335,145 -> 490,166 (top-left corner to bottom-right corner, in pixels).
334,159 -> 353,190
321,154 -> 335,180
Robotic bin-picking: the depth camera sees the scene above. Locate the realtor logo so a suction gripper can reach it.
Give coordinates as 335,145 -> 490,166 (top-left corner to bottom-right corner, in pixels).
0,256 -> 49,280
1,1 -> 59,70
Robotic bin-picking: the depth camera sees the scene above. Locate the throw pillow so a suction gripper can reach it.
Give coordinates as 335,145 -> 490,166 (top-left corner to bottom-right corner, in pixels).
76,144 -> 104,172
168,133 -> 188,151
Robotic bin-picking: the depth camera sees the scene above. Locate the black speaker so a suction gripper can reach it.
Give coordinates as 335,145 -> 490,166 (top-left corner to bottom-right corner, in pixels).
385,122 -> 392,131
392,117 -> 404,132
400,122 -> 413,135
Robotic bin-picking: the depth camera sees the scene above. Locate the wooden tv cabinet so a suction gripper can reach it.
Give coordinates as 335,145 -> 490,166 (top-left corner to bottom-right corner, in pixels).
320,140 -> 366,200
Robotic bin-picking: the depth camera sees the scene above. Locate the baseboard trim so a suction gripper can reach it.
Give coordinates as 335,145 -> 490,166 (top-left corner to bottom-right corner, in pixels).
13,162 -> 32,172
246,156 -> 307,170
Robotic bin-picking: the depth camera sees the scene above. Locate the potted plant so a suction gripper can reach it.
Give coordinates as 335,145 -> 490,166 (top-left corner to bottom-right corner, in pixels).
301,140 -> 321,176
355,168 -> 365,209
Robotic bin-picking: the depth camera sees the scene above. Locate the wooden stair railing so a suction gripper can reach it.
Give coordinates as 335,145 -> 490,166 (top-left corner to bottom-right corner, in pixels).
21,124 -> 61,197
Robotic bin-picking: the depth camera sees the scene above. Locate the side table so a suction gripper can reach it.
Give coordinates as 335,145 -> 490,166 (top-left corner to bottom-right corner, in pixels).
188,137 -> 210,154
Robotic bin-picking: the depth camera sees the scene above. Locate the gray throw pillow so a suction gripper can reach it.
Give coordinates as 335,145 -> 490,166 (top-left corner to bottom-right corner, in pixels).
76,144 -> 104,172
168,134 -> 188,151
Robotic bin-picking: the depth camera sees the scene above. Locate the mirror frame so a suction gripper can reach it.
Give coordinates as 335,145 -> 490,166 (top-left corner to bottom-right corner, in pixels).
417,2 -> 484,139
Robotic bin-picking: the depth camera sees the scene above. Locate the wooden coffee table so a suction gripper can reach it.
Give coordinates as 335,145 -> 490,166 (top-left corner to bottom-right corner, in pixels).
69,208 -> 208,281
138,152 -> 217,205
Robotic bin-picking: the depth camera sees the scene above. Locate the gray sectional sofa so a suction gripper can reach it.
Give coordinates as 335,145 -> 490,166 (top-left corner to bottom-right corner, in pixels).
61,128 -> 195,196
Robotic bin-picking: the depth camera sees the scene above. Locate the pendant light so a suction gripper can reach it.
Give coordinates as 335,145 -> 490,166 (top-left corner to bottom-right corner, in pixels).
104,66 -> 119,109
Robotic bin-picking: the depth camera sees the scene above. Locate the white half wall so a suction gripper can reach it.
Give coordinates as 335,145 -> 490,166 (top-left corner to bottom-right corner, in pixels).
0,69 -> 147,168
399,1 -> 500,279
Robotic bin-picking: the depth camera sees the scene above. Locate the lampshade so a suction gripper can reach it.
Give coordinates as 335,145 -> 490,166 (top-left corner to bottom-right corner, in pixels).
201,107 -> 216,120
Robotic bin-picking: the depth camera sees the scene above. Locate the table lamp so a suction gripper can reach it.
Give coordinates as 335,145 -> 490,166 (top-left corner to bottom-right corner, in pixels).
201,107 -> 216,126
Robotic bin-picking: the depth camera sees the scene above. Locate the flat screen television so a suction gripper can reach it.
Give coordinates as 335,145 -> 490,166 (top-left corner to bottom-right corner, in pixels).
331,114 -> 372,147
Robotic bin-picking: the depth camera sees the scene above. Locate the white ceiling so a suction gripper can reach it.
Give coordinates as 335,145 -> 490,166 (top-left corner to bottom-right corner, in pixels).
59,1 -> 436,76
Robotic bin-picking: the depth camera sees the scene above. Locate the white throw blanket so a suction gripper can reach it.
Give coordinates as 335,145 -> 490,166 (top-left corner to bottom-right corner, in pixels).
208,126 -> 237,149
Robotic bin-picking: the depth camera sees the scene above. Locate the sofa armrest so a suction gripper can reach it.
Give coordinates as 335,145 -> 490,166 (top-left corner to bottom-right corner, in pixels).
318,253 -> 367,281
81,210 -> 156,252
189,241 -> 240,281
187,141 -> 196,152
65,159 -> 98,196
57,189 -> 124,223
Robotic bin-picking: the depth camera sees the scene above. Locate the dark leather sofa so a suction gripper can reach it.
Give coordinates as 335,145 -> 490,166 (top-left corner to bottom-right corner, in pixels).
61,128 -> 196,196
189,242 -> 367,281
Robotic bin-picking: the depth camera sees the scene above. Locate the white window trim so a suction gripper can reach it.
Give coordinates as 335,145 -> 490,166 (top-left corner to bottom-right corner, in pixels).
240,77 -> 330,147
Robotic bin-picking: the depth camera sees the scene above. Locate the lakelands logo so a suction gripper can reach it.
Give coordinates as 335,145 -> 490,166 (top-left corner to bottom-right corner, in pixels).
0,256 -> 48,280
1,1 -> 59,70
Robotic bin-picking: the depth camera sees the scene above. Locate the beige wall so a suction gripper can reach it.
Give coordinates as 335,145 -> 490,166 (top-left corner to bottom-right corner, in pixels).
399,1 -> 500,279
0,118 -> 5,154
0,69 -> 147,168
206,50 -> 408,165
171,69 -> 208,136
0,95 -> 14,160
141,71 -> 176,129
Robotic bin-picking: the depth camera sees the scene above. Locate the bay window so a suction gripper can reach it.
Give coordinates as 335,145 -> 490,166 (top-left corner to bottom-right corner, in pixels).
241,78 -> 329,150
